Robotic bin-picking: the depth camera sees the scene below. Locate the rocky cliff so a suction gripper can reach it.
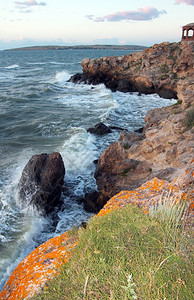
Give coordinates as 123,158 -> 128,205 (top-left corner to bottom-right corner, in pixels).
94,103 -> 194,208
69,40 -> 194,210
70,41 -> 194,107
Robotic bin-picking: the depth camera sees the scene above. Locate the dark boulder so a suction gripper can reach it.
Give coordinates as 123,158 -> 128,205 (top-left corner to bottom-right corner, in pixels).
87,122 -> 112,135
18,152 -> 65,214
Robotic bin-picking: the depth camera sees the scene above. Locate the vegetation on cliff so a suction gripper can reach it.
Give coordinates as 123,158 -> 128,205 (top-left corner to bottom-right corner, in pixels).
34,197 -> 193,300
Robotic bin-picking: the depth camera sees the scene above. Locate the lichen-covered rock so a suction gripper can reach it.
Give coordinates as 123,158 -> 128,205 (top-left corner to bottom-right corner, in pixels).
0,232 -> 76,300
18,152 -> 65,214
1,166 -> 193,300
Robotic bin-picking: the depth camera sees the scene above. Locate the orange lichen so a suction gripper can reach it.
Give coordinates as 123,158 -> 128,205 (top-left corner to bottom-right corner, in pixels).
1,167 -> 193,299
0,231 -> 77,300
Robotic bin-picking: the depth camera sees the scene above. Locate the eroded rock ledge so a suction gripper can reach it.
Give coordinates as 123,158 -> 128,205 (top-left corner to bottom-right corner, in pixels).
69,41 -> 194,106
93,103 -> 194,210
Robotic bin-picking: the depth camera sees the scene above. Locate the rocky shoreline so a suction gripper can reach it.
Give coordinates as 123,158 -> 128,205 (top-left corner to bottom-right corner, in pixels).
69,40 -> 194,212
17,40 -> 194,215
69,41 -> 193,105
1,40 -> 193,299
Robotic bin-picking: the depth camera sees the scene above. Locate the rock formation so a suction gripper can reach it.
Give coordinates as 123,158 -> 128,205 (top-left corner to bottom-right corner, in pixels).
69,39 -> 194,211
69,41 -> 194,107
87,122 -> 112,135
18,152 -> 65,214
94,103 -> 194,209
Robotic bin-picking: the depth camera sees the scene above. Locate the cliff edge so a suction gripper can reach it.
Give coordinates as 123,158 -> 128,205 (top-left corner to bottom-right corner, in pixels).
70,41 -> 194,107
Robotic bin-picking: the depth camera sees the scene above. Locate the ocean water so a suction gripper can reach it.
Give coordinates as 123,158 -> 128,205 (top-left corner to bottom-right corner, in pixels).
0,48 -> 176,290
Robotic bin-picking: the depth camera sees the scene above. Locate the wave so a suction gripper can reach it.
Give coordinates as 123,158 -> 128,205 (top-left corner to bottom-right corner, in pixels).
0,73 -> 14,81
55,70 -> 71,84
59,127 -> 98,173
4,64 -> 20,70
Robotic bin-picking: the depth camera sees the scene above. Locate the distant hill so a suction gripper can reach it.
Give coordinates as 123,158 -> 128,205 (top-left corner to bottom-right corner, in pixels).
5,45 -> 147,51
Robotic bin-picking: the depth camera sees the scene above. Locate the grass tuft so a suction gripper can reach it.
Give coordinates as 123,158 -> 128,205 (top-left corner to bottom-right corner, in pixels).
184,106 -> 194,130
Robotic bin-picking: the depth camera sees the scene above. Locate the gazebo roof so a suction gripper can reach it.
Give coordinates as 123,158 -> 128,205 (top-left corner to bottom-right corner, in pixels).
183,23 -> 194,27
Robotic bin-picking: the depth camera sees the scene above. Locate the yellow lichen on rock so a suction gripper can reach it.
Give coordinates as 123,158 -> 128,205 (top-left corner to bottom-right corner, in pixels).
0,231 -> 77,300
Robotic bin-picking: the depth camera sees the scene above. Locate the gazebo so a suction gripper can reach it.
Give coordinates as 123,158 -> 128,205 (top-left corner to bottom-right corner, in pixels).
182,23 -> 194,41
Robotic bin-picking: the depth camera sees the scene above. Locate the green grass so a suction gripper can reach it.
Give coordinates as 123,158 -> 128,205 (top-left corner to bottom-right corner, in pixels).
34,203 -> 193,300
184,106 -> 194,130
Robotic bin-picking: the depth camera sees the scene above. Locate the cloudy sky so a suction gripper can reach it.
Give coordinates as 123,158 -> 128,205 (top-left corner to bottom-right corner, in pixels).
0,0 -> 193,50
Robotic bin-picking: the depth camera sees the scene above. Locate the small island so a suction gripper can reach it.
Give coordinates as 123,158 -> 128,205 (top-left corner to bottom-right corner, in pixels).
4,44 -> 147,51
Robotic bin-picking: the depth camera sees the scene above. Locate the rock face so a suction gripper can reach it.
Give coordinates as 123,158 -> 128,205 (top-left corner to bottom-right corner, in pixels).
94,103 -> 194,209
69,41 -> 194,107
18,152 -> 65,214
68,40 -> 194,211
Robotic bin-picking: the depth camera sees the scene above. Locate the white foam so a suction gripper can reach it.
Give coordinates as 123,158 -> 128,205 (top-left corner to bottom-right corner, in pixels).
59,127 -> 98,173
5,64 -> 20,69
55,70 -> 71,84
49,61 -> 66,65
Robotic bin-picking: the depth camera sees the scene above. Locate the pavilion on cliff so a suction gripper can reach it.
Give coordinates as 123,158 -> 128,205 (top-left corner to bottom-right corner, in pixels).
182,23 -> 194,41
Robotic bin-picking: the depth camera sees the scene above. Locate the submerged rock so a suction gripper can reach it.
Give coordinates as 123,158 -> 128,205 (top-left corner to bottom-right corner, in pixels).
18,152 -> 65,214
87,122 -> 112,135
87,122 -> 128,136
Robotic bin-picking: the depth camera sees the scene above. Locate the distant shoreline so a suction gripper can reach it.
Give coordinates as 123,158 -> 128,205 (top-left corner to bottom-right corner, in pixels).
4,44 -> 147,52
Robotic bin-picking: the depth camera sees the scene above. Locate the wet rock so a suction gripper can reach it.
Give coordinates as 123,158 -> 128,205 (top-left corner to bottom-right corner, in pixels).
18,152 -> 65,214
134,127 -> 144,133
110,126 -> 128,131
82,190 -> 100,213
87,122 -> 112,135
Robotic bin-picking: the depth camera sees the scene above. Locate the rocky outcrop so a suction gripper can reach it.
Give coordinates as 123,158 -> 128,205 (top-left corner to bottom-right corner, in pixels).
87,122 -> 112,135
18,152 -> 65,214
70,40 -> 194,211
69,41 -> 194,107
94,103 -> 194,209
87,122 -> 128,136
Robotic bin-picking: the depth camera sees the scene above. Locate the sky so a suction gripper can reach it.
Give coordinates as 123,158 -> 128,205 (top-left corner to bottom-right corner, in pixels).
0,0 -> 193,50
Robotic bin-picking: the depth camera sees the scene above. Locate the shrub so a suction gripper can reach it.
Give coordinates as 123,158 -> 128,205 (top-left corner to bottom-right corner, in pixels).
184,106 -> 194,130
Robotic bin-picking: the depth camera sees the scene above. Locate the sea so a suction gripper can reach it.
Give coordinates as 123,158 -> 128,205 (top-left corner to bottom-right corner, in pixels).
0,48 -> 176,291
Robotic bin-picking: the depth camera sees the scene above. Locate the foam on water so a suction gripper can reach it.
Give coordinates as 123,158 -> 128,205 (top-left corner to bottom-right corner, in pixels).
59,127 -> 98,173
55,70 -> 71,84
4,64 -> 20,69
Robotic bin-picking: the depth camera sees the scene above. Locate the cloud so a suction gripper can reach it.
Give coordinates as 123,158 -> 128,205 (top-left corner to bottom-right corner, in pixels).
86,6 -> 167,22
15,0 -> 46,9
175,0 -> 194,5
